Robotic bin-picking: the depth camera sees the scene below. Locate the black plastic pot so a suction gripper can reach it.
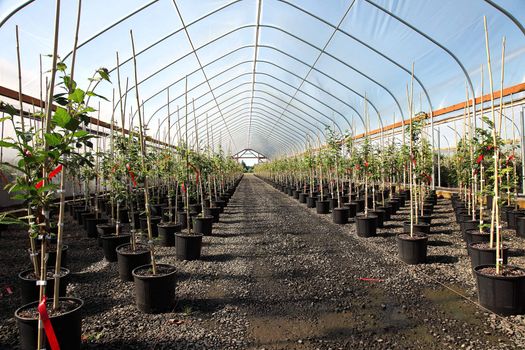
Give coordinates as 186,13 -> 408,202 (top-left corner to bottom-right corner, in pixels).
79,212 -> 95,226
502,205 -> 515,222
178,212 -> 188,229
18,268 -> 70,304
73,208 -> 89,222
516,216 -> 525,238
377,205 -> 392,221
306,196 -> 317,208
328,198 -> 338,211
343,202 -> 357,218
354,199 -> 365,213
213,200 -> 227,213
189,204 -> 202,215
101,234 -> 131,262
469,243 -> 509,269
403,221 -> 431,235
139,216 -> 161,237
150,203 -> 165,217
97,223 -> 116,236
299,192 -> 308,203
368,209 -> 385,228
416,215 -> 432,225
474,265 -> 525,315
460,219 -> 479,239
465,230 -> 490,247
397,234 -> 428,264
193,216 -> 214,235
393,196 -> 405,207
116,243 -> 151,282
157,222 -> 182,247
332,207 -> 350,225
46,244 -> 68,267
85,217 -> 107,238
316,200 -> 330,214
204,207 -> 221,223
15,297 -> 83,350
133,264 -> 176,313
175,233 -> 203,261
355,214 -> 378,237
507,209 -> 525,230
387,199 -> 400,213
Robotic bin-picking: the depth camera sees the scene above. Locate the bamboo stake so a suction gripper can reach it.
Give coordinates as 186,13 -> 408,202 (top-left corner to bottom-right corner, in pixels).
185,77 -> 191,234
484,16 -> 501,273
130,30 -> 157,275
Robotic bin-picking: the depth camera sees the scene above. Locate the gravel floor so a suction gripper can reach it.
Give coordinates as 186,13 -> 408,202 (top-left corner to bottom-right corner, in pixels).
1,174 -> 524,349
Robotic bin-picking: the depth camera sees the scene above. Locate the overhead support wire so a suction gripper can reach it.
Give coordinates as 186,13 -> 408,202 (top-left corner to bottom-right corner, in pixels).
247,0 -> 263,149
169,0 -> 236,150
267,0 -> 357,141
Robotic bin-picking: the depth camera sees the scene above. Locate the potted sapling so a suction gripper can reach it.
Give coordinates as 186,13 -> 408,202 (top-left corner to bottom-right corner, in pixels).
325,126 -> 349,224
397,106 -> 429,264
473,25 -> 525,315
129,32 -> 176,313
2,57 -> 111,348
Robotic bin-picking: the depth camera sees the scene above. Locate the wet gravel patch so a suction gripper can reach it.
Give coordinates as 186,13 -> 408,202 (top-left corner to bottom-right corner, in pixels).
1,174 -> 524,349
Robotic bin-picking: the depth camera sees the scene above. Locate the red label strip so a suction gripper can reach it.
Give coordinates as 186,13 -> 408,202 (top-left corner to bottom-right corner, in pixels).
38,296 -> 60,350
126,163 -> 137,187
35,164 -> 63,189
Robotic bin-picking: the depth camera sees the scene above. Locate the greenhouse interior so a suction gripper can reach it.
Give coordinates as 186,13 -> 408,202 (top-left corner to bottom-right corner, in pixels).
1,0 -> 525,349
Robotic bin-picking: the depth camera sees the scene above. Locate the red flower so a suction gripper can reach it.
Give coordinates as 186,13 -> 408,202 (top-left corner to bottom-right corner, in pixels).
23,149 -> 32,157
476,154 -> 484,164
364,161 -> 369,167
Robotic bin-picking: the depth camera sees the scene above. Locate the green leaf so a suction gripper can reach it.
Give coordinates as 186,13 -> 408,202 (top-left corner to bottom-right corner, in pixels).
97,68 -> 111,82
44,133 -> 62,147
0,140 -> 16,148
73,130 -> 90,138
86,91 -> 109,102
69,88 -> 85,104
56,62 -> 67,72
53,107 -> 71,128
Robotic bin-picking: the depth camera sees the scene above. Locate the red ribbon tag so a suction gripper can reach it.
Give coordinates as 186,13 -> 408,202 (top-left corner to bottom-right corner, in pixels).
35,164 -> 64,189
38,296 -> 60,350
126,163 -> 137,187
6,287 -> 13,295
358,277 -> 384,283
181,183 -> 186,193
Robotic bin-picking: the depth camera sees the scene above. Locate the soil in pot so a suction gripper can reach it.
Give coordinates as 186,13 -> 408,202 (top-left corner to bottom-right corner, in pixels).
15,297 -> 83,350
355,214 -> 378,237
397,233 -> 428,264
157,222 -> 182,247
469,242 -> 509,270
465,229 -> 490,247
101,234 -> 131,262
175,233 -> 203,261
332,207 -> 349,225
116,243 -> 151,282
133,264 -> 176,313
474,265 -> 525,315
316,200 -> 330,214
18,268 -> 70,304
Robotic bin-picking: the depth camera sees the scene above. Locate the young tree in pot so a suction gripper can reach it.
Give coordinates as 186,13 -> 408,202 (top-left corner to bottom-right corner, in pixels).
397,105 -> 429,264
473,26 -> 525,315
174,85 -> 204,261
326,127 -> 349,224
129,32 -> 176,314
190,149 -> 215,236
354,134 -> 378,237
315,139 -> 331,215
2,57 -> 111,348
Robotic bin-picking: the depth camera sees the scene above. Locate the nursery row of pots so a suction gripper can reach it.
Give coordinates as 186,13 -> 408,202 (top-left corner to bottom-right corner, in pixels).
261,177 -> 525,317
11,176 -> 242,350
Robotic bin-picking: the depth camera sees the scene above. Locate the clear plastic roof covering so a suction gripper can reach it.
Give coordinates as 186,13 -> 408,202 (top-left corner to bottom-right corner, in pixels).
0,0 -> 524,158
